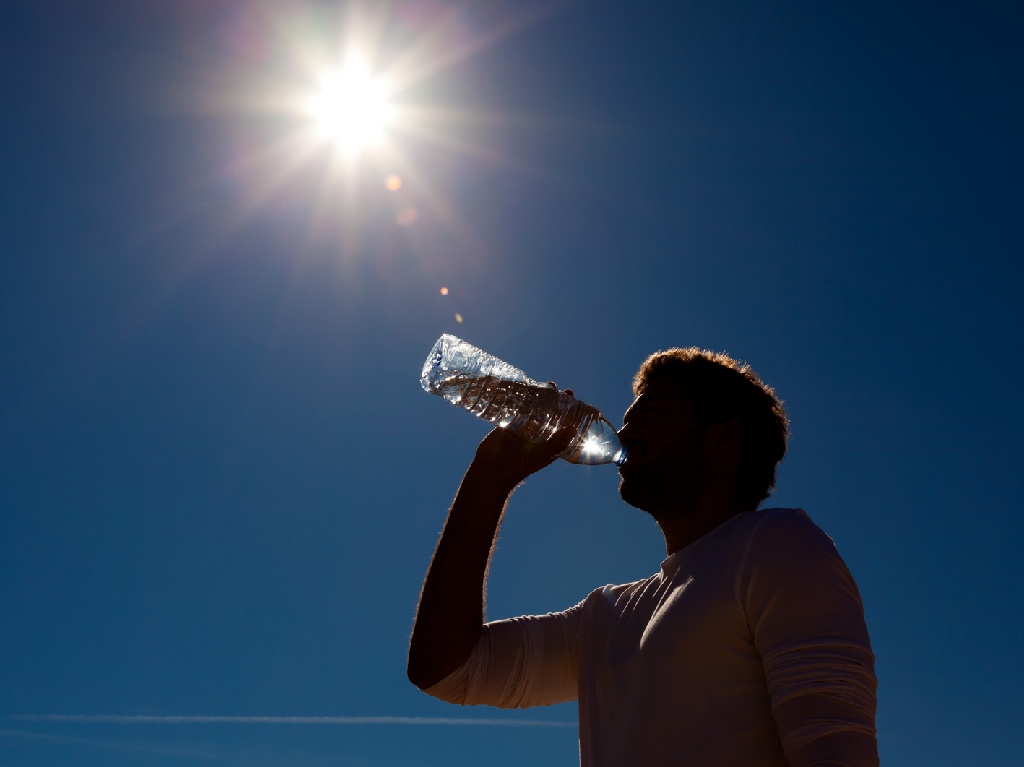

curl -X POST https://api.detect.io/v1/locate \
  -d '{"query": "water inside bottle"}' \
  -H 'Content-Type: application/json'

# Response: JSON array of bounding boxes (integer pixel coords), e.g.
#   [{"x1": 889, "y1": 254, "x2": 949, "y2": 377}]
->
[{"x1": 433, "y1": 373, "x2": 624, "y2": 465}]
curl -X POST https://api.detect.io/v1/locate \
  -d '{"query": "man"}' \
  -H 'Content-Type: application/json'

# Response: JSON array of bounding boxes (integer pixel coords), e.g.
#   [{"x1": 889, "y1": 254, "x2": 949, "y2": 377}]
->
[{"x1": 408, "y1": 347, "x2": 878, "y2": 766}]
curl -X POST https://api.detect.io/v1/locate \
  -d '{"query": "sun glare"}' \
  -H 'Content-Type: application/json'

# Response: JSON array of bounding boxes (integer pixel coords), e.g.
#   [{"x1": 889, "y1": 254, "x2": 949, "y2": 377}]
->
[
  {"x1": 309, "y1": 60, "x2": 391, "y2": 151},
  {"x1": 204, "y1": 4, "x2": 560, "y2": 266}
]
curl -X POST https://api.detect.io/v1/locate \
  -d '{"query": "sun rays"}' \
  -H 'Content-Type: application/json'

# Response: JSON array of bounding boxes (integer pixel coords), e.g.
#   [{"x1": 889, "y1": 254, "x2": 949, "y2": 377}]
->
[{"x1": 189, "y1": 4, "x2": 551, "y2": 252}]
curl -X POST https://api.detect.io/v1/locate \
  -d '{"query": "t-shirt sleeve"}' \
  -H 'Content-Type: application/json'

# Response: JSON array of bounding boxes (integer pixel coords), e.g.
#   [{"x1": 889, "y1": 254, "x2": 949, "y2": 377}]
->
[
  {"x1": 741, "y1": 509, "x2": 879, "y2": 766},
  {"x1": 423, "y1": 604, "x2": 582, "y2": 709}
]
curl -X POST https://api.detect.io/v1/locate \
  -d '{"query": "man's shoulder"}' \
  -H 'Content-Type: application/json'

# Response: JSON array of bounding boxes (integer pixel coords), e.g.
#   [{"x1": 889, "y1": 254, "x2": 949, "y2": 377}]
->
[
  {"x1": 735, "y1": 507, "x2": 834, "y2": 548},
  {"x1": 746, "y1": 506, "x2": 812, "y2": 527},
  {"x1": 747, "y1": 507, "x2": 833, "y2": 543},
  {"x1": 581, "y1": 573, "x2": 661, "y2": 613},
  {"x1": 741, "y1": 507, "x2": 848, "y2": 579}
]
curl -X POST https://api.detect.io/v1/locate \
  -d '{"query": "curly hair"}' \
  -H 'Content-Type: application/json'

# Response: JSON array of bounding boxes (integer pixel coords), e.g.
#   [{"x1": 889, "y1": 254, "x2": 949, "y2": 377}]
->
[{"x1": 633, "y1": 348, "x2": 789, "y2": 509}]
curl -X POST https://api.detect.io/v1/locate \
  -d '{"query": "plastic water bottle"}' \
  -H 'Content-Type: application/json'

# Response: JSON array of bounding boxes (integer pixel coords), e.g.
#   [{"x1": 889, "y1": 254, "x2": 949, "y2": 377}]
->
[{"x1": 420, "y1": 334, "x2": 626, "y2": 466}]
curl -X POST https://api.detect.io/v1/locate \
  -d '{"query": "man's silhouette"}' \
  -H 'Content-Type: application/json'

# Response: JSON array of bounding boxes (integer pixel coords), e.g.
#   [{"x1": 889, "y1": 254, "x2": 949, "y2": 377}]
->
[{"x1": 409, "y1": 347, "x2": 877, "y2": 766}]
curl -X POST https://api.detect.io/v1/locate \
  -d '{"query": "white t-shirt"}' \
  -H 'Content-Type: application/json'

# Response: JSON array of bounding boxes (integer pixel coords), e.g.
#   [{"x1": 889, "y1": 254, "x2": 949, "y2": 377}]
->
[{"x1": 426, "y1": 508, "x2": 878, "y2": 767}]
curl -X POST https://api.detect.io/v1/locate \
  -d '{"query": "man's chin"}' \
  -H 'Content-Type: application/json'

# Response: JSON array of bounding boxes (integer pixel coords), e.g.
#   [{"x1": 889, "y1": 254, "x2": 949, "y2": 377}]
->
[
  {"x1": 618, "y1": 477, "x2": 653, "y2": 513},
  {"x1": 618, "y1": 475, "x2": 691, "y2": 522}
]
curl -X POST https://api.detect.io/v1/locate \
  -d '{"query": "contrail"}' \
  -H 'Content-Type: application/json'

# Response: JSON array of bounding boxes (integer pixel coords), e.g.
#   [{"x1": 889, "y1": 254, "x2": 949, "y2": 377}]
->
[{"x1": 15, "y1": 714, "x2": 575, "y2": 728}]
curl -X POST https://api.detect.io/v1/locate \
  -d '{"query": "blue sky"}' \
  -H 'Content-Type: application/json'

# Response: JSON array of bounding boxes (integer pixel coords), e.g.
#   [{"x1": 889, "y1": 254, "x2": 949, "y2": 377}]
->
[{"x1": 1, "y1": 1, "x2": 1021, "y2": 765}]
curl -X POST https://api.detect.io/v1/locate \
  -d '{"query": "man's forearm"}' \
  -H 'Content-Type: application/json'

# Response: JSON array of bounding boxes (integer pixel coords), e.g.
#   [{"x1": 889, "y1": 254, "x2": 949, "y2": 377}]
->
[
  {"x1": 407, "y1": 426, "x2": 569, "y2": 691},
  {"x1": 406, "y1": 461, "x2": 517, "y2": 690}
]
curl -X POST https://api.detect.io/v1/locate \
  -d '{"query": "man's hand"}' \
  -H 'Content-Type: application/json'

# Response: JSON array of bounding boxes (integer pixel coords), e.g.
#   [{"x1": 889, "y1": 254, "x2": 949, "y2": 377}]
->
[
  {"x1": 471, "y1": 420, "x2": 575, "y2": 491},
  {"x1": 469, "y1": 383, "x2": 578, "y2": 489}
]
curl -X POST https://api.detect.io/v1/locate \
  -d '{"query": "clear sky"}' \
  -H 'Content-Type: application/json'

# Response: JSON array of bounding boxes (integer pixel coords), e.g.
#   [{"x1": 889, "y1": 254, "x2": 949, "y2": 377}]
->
[{"x1": 2, "y1": 1, "x2": 1021, "y2": 765}]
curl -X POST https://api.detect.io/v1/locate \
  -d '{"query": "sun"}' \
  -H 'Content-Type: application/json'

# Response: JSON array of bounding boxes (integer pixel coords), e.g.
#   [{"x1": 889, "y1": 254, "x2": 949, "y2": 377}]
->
[
  {"x1": 194, "y1": 3, "x2": 562, "y2": 262},
  {"x1": 308, "y1": 58, "x2": 392, "y2": 152}
]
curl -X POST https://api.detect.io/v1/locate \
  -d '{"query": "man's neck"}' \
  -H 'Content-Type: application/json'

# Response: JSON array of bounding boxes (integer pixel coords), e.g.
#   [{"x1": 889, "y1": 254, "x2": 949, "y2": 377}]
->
[{"x1": 656, "y1": 492, "x2": 747, "y2": 556}]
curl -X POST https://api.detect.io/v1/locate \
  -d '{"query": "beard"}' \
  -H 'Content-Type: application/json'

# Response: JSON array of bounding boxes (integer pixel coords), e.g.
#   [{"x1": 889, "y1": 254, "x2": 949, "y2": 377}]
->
[
  {"x1": 618, "y1": 467, "x2": 661, "y2": 513},
  {"x1": 618, "y1": 447, "x2": 711, "y2": 521}
]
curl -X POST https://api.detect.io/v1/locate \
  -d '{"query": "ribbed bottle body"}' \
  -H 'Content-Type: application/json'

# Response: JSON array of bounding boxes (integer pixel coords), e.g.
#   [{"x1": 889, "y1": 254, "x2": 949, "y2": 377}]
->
[{"x1": 421, "y1": 335, "x2": 624, "y2": 466}]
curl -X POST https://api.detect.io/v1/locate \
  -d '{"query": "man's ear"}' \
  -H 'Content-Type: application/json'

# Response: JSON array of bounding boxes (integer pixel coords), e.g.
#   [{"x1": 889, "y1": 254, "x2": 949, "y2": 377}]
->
[{"x1": 705, "y1": 417, "x2": 744, "y2": 463}]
